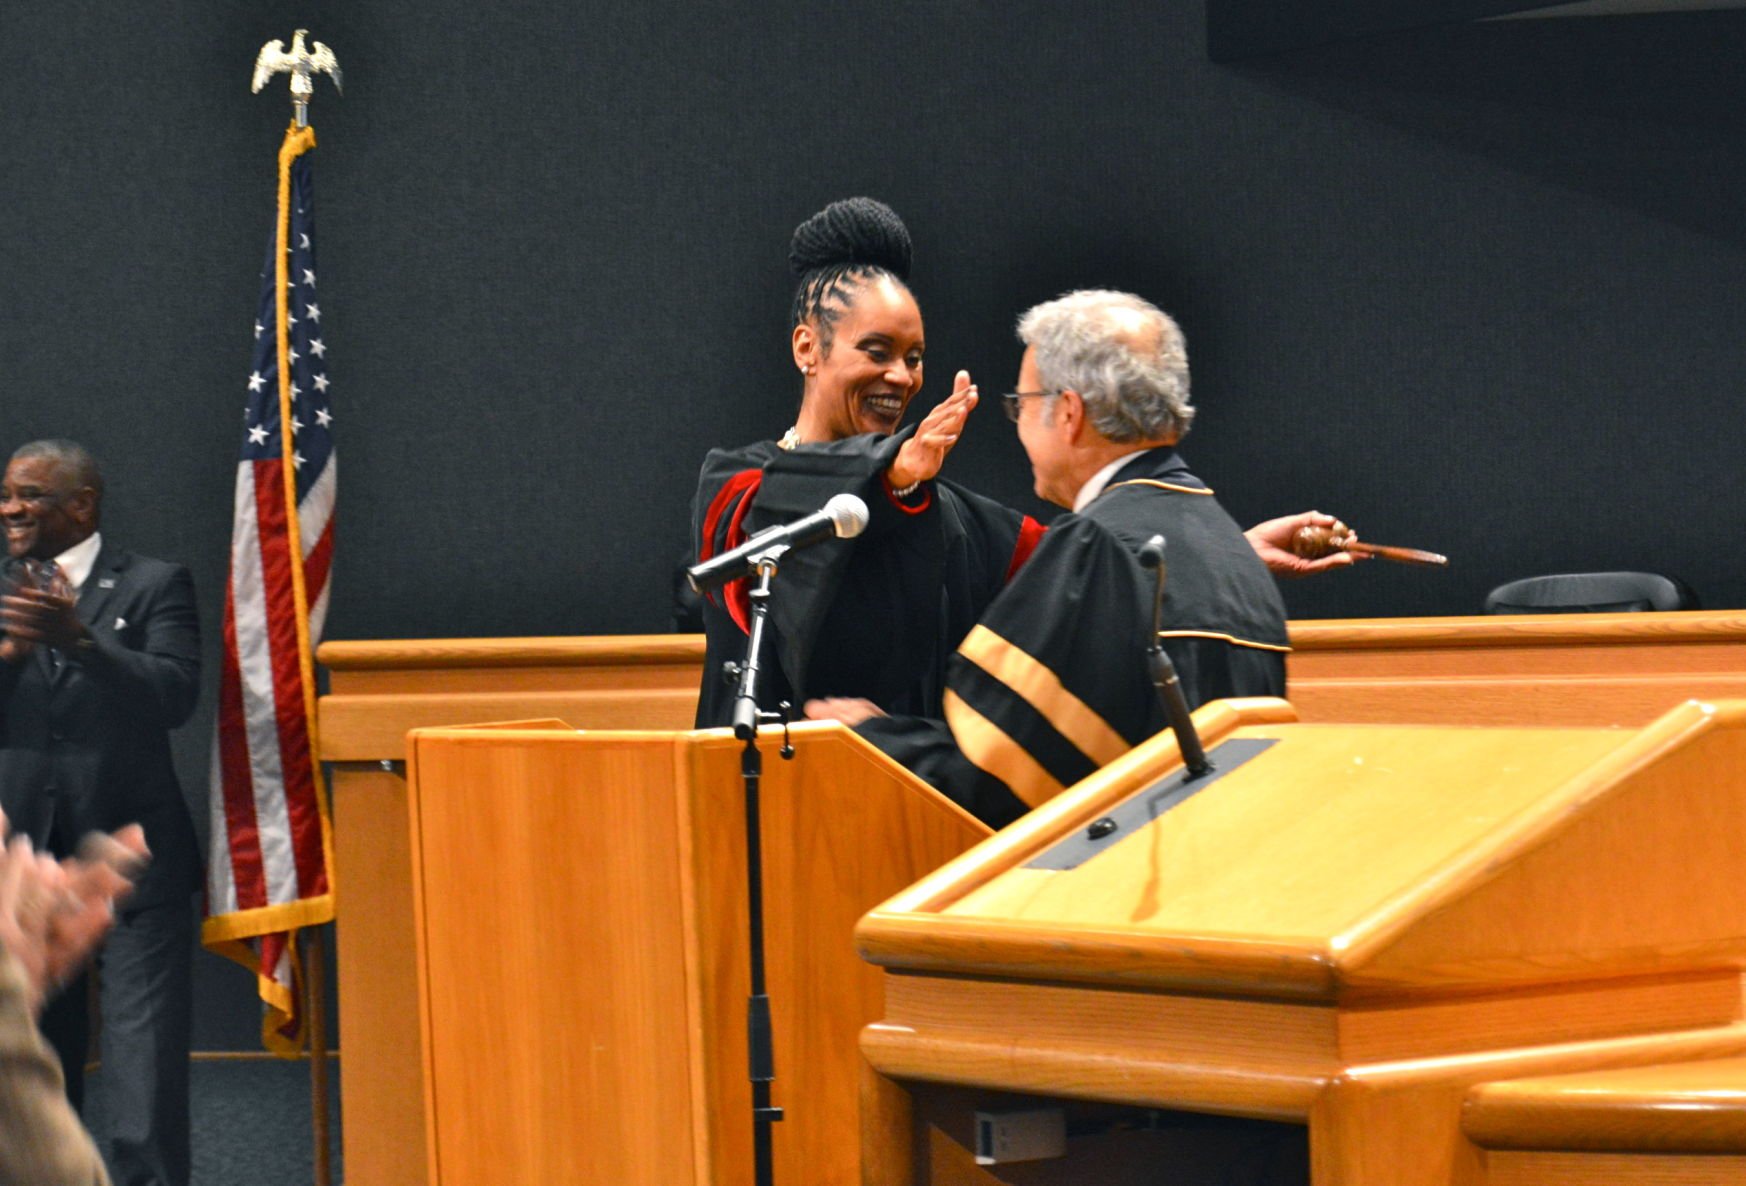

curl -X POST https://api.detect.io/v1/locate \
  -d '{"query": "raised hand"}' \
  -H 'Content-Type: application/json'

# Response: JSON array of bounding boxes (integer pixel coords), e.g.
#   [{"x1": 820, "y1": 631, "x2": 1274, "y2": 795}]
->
[{"x1": 888, "y1": 370, "x2": 978, "y2": 491}]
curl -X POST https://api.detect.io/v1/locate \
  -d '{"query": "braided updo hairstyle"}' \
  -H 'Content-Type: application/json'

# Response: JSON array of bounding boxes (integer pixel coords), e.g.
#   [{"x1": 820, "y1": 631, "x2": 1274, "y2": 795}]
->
[{"x1": 789, "y1": 197, "x2": 913, "y2": 350}]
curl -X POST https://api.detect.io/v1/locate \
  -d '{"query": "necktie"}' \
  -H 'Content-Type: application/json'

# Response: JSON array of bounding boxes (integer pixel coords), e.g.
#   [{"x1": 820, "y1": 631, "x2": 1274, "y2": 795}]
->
[{"x1": 36, "y1": 559, "x2": 70, "y2": 674}]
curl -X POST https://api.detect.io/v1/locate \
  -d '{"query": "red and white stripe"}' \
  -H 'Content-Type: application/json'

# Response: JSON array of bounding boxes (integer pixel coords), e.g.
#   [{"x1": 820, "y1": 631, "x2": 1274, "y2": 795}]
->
[{"x1": 206, "y1": 451, "x2": 335, "y2": 1017}]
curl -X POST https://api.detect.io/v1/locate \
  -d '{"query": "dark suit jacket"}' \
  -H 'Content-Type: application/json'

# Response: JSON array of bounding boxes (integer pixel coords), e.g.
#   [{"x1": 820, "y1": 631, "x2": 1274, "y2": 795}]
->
[{"x1": 0, "y1": 542, "x2": 201, "y2": 909}]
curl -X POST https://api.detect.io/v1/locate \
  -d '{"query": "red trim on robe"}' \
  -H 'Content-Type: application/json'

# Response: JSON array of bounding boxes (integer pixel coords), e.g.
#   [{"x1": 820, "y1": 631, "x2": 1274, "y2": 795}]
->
[
  {"x1": 699, "y1": 468, "x2": 763, "y2": 633},
  {"x1": 1004, "y1": 515, "x2": 1047, "y2": 582},
  {"x1": 881, "y1": 475, "x2": 933, "y2": 515}
]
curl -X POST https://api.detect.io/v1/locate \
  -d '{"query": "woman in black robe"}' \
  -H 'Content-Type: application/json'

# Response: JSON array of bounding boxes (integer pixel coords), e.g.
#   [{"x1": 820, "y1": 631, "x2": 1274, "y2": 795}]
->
[{"x1": 691, "y1": 198, "x2": 1045, "y2": 728}]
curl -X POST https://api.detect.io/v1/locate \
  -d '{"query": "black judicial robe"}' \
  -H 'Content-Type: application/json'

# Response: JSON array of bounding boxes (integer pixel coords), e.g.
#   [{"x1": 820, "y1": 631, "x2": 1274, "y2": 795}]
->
[
  {"x1": 691, "y1": 428, "x2": 1045, "y2": 728},
  {"x1": 857, "y1": 446, "x2": 1288, "y2": 827}
]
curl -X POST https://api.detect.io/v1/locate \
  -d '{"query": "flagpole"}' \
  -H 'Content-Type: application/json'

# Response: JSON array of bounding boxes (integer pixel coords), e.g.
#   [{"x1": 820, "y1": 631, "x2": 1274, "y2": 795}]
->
[
  {"x1": 251, "y1": 36, "x2": 343, "y2": 1186},
  {"x1": 272, "y1": 113, "x2": 335, "y2": 1186},
  {"x1": 304, "y1": 928, "x2": 332, "y2": 1186}
]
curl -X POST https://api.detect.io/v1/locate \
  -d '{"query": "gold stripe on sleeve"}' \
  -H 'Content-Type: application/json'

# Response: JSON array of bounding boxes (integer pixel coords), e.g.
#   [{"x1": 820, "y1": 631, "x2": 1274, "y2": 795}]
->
[
  {"x1": 944, "y1": 689, "x2": 1064, "y2": 809},
  {"x1": 957, "y1": 624, "x2": 1130, "y2": 766}
]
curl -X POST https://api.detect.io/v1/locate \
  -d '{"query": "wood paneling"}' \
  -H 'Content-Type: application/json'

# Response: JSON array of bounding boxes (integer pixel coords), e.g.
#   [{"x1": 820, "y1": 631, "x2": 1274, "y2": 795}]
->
[
  {"x1": 408, "y1": 727, "x2": 700, "y2": 1186},
  {"x1": 329, "y1": 764, "x2": 425, "y2": 1186},
  {"x1": 405, "y1": 723, "x2": 987, "y2": 1186},
  {"x1": 1288, "y1": 611, "x2": 1746, "y2": 727},
  {"x1": 318, "y1": 636, "x2": 704, "y2": 1186},
  {"x1": 319, "y1": 634, "x2": 705, "y2": 761}
]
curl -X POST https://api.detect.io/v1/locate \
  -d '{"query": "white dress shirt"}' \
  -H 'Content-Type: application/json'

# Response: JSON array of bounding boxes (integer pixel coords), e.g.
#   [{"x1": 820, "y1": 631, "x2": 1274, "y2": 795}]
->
[{"x1": 53, "y1": 531, "x2": 104, "y2": 594}]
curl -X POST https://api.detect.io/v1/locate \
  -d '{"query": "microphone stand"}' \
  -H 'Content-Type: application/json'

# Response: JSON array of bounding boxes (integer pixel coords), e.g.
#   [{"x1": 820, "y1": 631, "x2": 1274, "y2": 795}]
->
[
  {"x1": 1144, "y1": 540, "x2": 1211, "y2": 779},
  {"x1": 728, "y1": 550, "x2": 791, "y2": 1186}
]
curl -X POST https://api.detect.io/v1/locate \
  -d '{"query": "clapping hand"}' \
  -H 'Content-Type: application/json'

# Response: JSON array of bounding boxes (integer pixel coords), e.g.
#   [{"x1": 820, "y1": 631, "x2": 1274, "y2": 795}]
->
[
  {"x1": 0, "y1": 811, "x2": 148, "y2": 1014},
  {"x1": 0, "y1": 561, "x2": 82, "y2": 653}
]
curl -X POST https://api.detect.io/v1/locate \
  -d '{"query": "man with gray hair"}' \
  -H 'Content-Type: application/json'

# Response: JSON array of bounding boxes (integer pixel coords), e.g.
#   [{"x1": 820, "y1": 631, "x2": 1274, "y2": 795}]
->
[{"x1": 808, "y1": 290, "x2": 1287, "y2": 825}]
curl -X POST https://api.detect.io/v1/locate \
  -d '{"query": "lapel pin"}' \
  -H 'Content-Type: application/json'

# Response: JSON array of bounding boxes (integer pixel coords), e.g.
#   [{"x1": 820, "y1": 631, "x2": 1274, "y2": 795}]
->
[
  {"x1": 98, "y1": 578, "x2": 116, "y2": 589},
  {"x1": 114, "y1": 617, "x2": 128, "y2": 630}
]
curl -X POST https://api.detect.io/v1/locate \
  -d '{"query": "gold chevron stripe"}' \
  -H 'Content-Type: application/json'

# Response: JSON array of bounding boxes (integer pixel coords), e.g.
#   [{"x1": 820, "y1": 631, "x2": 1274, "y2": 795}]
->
[
  {"x1": 944, "y1": 689, "x2": 1064, "y2": 809},
  {"x1": 957, "y1": 624, "x2": 1129, "y2": 765}
]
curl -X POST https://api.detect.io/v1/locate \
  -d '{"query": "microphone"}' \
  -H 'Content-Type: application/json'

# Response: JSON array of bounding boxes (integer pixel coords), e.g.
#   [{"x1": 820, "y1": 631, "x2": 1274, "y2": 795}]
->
[
  {"x1": 688, "y1": 493, "x2": 869, "y2": 593},
  {"x1": 1138, "y1": 534, "x2": 1211, "y2": 779},
  {"x1": 1137, "y1": 535, "x2": 1166, "y2": 576}
]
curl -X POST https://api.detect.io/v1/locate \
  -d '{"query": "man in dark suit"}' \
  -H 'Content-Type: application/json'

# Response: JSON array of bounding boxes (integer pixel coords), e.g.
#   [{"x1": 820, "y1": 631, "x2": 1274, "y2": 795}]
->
[{"x1": 0, "y1": 439, "x2": 200, "y2": 1186}]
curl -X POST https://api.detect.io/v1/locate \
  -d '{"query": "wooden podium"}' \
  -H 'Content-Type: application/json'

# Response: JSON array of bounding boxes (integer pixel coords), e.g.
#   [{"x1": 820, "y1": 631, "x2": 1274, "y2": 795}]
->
[
  {"x1": 314, "y1": 612, "x2": 1746, "y2": 1184},
  {"x1": 856, "y1": 697, "x2": 1746, "y2": 1185},
  {"x1": 318, "y1": 636, "x2": 705, "y2": 1186},
  {"x1": 403, "y1": 720, "x2": 989, "y2": 1186}
]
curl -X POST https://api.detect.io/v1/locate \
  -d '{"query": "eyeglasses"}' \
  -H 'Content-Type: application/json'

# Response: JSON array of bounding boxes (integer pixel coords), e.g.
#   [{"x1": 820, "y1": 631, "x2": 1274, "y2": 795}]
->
[{"x1": 1000, "y1": 390, "x2": 1055, "y2": 423}]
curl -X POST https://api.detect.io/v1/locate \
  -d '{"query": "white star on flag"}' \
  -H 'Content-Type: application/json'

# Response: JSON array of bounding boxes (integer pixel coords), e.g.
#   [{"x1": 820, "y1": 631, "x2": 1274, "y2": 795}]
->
[
  {"x1": 309, "y1": 339, "x2": 326, "y2": 358},
  {"x1": 305, "y1": 303, "x2": 321, "y2": 324},
  {"x1": 248, "y1": 425, "x2": 269, "y2": 445},
  {"x1": 302, "y1": 269, "x2": 316, "y2": 287},
  {"x1": 315, "y1": 408, "x2": 332, "y2": 428},
  {"x1": 247, "y1": 372, "x2": 266, "y2": 393},
  {"x1": 291, "y1": 416, "x2": 304, "y2": 433},
  {"x1": 254, "y1": 321, "x2": 263, "y2": 340},
  {"x1": 287, "y1": 346, "x2": 300, "y2": 365},
  {"x1": 313, "y1": 374, "x2": 330, "y2": 393},
  {"x1": 292, "y1": 450, "x2": 306, "y2": 469}
]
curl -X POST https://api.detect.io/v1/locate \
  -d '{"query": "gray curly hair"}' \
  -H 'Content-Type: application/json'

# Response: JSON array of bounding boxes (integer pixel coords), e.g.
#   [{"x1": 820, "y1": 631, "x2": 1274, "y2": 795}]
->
[{"x1": 1015, "y1": 290, "x2": 1193, "y2": 442}]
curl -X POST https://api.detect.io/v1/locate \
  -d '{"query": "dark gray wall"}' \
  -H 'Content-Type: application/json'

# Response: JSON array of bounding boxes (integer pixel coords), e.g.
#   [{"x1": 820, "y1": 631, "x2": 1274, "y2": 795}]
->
[{"x1": 5, "y1": 2, "x2": 1743, "y2": 1049}]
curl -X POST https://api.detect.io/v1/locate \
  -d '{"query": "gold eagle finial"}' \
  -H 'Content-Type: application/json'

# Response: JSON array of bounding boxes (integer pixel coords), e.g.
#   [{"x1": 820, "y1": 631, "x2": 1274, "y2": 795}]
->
[{"x1": 252, "y1": 30, "x2": 342, "y2": 127}]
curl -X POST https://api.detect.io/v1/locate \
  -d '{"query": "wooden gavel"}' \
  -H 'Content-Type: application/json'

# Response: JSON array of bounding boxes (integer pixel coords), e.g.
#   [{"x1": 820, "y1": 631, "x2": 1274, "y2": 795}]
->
[{"x1": 1291, "y1": 523, "x2": 1448, "y2": 568}]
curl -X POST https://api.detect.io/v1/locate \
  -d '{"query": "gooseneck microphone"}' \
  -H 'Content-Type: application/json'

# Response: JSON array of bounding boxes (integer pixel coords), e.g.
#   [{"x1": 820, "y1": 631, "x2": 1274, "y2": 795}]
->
[
  {"x1": 687, "y1": 493, "x2": 869, "y2": 593},
  {"x1": 1138, "y1": 534, "x2": 1211, "y2": 779}
]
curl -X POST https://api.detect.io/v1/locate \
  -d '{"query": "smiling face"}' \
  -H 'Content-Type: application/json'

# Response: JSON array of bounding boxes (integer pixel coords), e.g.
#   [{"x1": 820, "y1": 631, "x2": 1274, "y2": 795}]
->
[
  {"x1": 1, "y1": 455, "x2": 96, "y2": 560},
  {"x1": 793, "y1": 275, "x2": 925, "y2": 441}
]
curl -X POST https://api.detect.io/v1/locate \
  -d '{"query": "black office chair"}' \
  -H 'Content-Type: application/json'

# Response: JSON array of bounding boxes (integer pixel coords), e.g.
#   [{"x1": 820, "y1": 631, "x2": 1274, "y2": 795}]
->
[{"x1": 1483, "y1": 572, "x2": 1699, "y2": 615}]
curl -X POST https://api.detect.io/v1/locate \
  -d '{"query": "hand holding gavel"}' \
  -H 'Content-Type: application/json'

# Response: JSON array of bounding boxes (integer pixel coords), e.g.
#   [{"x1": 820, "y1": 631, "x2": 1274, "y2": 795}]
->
[{"x1": 1291, "y1": 522, "x2": 1448, "y2": 568}]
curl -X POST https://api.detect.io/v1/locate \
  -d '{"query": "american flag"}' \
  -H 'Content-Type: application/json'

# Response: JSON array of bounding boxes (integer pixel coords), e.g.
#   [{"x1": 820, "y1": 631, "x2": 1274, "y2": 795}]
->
[{"x1": 202, "y1": 125, "x2": 337, "y2": 1053}]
